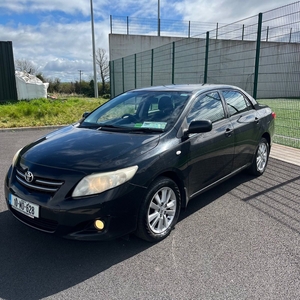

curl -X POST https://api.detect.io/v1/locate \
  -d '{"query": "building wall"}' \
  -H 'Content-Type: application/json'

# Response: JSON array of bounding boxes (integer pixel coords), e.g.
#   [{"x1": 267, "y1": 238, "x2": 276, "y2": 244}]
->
[{"x1": 109, "y1": 34, "x2": 183, "y2": 61}]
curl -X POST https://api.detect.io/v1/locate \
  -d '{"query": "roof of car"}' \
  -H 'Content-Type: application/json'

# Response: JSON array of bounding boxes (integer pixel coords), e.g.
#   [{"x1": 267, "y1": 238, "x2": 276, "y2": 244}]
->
[{"x1": 131, "y1": 84, "x2": 241, "y2": 93}]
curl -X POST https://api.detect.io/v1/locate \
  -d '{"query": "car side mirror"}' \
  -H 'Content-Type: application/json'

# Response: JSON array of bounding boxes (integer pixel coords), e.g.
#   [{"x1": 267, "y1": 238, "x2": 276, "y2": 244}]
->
[
  {"x1": 182, "y1": 120, "x2": 212, "y2": 140},
  {"x1": 188, "y1": 120, "x2": 212, "y2": 134},
  {"x1": 82, "y1": 112, "x2": 90, "y2": 119}
]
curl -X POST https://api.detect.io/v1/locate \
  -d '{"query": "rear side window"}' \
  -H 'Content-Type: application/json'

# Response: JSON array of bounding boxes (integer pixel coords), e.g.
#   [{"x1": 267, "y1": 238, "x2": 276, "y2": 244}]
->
[
  {"x1": 222, "y1": 90, "x2": 253, "y2": 116},
  {"x1": 187, "y1": 92, "x2": 225, "y2": 123}
]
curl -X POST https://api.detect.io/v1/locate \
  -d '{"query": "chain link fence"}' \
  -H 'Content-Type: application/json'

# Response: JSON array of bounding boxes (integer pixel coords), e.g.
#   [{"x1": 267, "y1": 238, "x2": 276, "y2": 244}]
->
[{"x1": 110, "y1": 2, "x2": 300, "y2": 148}]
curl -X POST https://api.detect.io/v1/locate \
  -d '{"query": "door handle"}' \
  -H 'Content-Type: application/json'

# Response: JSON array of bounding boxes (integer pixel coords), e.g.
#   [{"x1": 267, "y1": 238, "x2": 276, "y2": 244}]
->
[{"x1": 225, "y1": 128, "x2": 233, "y2": 137}]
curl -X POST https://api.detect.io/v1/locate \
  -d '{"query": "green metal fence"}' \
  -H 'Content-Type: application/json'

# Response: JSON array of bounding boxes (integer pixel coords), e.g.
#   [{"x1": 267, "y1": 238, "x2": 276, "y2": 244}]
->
[{"x1": 110, "y1": 2, "x2": 300, "y2": 148}]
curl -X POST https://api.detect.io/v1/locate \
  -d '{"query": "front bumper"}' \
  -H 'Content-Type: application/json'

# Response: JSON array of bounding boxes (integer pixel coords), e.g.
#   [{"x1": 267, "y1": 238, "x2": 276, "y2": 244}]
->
[{"x1": 5, "y1": 166, "x2": 145, "y2": 241}]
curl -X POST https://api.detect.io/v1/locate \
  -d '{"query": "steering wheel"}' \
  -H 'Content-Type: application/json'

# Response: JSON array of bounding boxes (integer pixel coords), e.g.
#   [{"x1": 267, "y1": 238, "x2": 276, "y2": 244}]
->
[{"x1": 121, "y1": 114, "x2": 137, "y2": 122}]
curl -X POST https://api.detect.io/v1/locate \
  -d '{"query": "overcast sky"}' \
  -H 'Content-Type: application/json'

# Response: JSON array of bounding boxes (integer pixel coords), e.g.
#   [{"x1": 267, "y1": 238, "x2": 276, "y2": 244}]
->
[{"x1": 0, "y1": 0, "x2": 290, "y2": 82}]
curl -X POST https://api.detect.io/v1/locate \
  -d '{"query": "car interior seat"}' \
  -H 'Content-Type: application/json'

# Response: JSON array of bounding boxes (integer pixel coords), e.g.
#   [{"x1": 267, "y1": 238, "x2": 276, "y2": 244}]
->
[{"x1": 158, "y1": 96, "x2": 173, "y2": 115}]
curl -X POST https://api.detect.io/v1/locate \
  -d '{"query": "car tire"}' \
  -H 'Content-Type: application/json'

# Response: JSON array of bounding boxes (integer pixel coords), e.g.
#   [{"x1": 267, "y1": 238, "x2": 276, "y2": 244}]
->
[
  {"x1": 135, "y1": 176, "x2": 181, "y2": 242},
  {"x1": 249, "y1": 137, "x2": 269, "y2": 176}
]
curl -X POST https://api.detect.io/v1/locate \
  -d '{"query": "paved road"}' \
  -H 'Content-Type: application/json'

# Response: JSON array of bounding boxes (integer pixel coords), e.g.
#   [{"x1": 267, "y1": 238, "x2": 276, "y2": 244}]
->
[{"x1": 1, "y1": 128, "x2": 300, "y2": 300}]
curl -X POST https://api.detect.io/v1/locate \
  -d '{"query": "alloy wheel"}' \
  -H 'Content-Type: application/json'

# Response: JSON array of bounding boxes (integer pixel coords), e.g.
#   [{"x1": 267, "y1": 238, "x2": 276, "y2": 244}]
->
[
  {"x1": 256, "y1": 142, "x2": 268, "y2": 172},
  {"x1": 147, "y1": 187, "x2": 177, "y2": 234}
]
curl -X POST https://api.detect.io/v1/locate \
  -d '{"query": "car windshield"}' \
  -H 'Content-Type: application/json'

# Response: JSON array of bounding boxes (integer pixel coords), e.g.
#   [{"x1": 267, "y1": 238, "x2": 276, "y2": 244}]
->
[{"x1": 80, "y1": 90, "x2": 192, "y2": 132}]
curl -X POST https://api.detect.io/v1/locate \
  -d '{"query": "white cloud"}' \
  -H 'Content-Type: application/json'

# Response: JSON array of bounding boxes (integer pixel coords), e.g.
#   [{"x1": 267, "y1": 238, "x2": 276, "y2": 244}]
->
[
  {"x1": 172, "y1": 0, "x2": 290, "y2": 23},
  {"x1": 0, "y1": 0, "x2": 91, "y2": 15},
  {"x1": 0, "y1": 0, "x2": 293, "y2": 81},
  {"x1": 43, "y1": 58, "x2": 93, "y2": 82},
  {"x1": 0, "y1": 17, "x2": 110, "y2": 81},
  {"x1": 44, "y1": 58, "x2": 88, "y2": 72}
]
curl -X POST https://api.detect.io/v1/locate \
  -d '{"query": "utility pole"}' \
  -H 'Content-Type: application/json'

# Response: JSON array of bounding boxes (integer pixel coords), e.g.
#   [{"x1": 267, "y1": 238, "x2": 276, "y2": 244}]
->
[{"x1": 90, "y1": 0, "x2": 98, "y2": 98}]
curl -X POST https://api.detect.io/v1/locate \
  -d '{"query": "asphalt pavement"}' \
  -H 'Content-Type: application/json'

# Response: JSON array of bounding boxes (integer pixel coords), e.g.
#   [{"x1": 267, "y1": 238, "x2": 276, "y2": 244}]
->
[{"x1": 0, "y1": 128, "x2": 300, "y2": 300}]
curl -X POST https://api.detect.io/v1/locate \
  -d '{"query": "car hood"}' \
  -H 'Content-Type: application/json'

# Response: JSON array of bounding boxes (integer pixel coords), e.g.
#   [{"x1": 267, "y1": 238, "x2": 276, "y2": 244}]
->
[{"x1": 20, "y1": 125, "x2": 159, "y2": 173}]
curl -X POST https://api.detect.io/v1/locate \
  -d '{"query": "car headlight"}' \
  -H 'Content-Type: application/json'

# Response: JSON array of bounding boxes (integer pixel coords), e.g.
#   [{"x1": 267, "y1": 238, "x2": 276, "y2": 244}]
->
[
  {"x1": 12, "y1": 148, "x2": 23, "y2": 166},
  {"x1": 72, "y1": 165, "x2": 138, "y2": 197}
]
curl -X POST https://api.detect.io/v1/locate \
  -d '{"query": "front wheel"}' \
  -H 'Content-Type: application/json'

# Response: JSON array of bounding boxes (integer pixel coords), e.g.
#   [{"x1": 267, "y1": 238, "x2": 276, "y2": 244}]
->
[
  {"x1": 249, "y1": 137, "x2": 269, "y2": 176},
  {"x1": 135, "y1": 177, "x2": 181, "y2": 242}
]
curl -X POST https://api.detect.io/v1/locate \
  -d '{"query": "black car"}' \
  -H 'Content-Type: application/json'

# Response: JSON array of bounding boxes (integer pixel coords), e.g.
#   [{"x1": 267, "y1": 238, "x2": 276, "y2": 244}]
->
[{"x1": 4, "y1": 84, "x2": 275, "y2": 242}]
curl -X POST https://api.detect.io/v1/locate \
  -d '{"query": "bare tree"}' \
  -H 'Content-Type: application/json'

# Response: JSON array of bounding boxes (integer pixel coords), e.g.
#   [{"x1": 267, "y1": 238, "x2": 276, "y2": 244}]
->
[
  {"x1": 95, "y1": 48, "x2": 109, "y2": 95},
  {"x1": 15, "y1": 59, "x2": 38, "y2": 74}
]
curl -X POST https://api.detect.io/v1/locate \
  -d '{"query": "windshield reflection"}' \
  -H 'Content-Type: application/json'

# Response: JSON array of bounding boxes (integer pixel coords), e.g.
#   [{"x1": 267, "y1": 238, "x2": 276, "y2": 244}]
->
[{"x1": 80, "y1": 91, "x2": 192, "y2": 132}]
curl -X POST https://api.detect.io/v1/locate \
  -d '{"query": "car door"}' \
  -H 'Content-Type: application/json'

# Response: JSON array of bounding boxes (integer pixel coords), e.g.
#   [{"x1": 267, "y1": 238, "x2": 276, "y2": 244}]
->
[
  {"x1": 186, "y1": 91, "x2": 234, "y2": 198},
  {"x1": 221, "y1": 89, "x2": 260, "y2": 170}
]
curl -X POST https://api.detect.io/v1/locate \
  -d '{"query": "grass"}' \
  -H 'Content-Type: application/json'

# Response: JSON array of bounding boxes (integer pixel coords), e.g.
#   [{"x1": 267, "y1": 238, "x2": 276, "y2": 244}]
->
[
  {"x1": 0, "y1": 97, "x2": 107, "y2": 128},
  {"x1": 257, "y1": 98, "x2": 300, "y2": 149},
  {"x1": 0, "y1": 96, "x2": 299, "y2": 149}
]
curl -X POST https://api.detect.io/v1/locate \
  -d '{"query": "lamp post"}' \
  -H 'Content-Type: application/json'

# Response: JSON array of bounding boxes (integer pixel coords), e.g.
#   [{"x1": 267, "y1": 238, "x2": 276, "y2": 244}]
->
[{"x1": 90, "y1": 0, "x2": 98, "y2": 98}]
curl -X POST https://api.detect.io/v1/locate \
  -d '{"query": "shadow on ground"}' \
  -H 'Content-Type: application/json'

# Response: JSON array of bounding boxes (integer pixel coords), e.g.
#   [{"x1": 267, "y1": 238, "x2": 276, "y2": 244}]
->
[{"x1": 0, "y1": 159, "x2": 299, "y2": 299}]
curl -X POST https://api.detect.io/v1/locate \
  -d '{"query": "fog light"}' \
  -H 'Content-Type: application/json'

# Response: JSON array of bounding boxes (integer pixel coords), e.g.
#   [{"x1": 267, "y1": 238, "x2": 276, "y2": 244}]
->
[{"x1": 94, "y1": 220, "x2": 105, "y2": 230}]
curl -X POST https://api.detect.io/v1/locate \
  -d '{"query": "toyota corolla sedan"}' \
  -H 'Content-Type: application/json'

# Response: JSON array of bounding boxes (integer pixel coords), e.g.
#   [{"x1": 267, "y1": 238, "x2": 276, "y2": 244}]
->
[{"x1": 4, "y1": 84, "x2": 275, "y2": 242}]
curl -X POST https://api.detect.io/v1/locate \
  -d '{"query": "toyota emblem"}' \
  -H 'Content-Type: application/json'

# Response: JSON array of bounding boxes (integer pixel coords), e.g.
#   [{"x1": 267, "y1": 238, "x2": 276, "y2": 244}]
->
[{"x1": 25, "y1": 171, "x2": 34, "y2": 183}]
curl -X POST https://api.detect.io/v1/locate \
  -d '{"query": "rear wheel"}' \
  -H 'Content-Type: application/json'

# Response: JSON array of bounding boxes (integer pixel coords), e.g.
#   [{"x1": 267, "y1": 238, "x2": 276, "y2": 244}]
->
[
  {"x1": 135, "y1": 177, "x2": 181, "y2": 242},
  {"x1": 249, "y1": 137, "x2": 269, "y2": 176}
]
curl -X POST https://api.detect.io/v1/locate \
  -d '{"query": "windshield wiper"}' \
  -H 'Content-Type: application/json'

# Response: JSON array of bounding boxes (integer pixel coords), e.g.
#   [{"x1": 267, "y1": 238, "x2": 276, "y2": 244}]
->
[
  {"x1": 97, "y1": 124, "x2": 125, "y2": 131},
  {"x1": 95, "y1": 124, "x2": 163, "y2": 133},
  {"x1": 128, "y1": 127, "x2": 163, "y2": 133}
]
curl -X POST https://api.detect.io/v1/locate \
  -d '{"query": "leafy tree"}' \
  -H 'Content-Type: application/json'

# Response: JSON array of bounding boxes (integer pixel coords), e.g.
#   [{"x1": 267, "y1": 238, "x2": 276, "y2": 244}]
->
[
  {"x1": 36, "y1": 72, "x2": 46, "y2": 82},
  {"x1": 53, "y1": 78, "x2": 61, "y2": 92},
  {"x1": 60, "y1": 82, "x2": 76, "y2": 94},
  {"x1": 47, "y1": 78, "x2": 61, "y2": 93},
  {"x1": 80, "y1": 80, "x2": 93, "y2": 97}
]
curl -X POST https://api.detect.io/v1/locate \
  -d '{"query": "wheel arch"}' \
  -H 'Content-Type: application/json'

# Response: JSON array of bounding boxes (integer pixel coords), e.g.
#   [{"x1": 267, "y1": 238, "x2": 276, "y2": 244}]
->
[
  {"x1": 154, "y1": 171, "x2": 188, "y2": 209},
  {"x1": 135, "y1": 171, "x2": 184, "y2": 242},
  {"x1": 261, "y1": 132, "x2": 271, "y2": 150},
  {"x1": 250, "y1": 133, "x2": 271, "y2": 165}
]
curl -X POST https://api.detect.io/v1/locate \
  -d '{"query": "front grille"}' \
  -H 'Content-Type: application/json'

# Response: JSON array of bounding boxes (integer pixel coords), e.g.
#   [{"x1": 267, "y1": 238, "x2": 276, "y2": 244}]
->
[
  {"x1": 16, "y1": 169, "x2": 64, "y2": 194},
  {"x1": 11, "y1": 209, "x2": 58, "y2": 232}
]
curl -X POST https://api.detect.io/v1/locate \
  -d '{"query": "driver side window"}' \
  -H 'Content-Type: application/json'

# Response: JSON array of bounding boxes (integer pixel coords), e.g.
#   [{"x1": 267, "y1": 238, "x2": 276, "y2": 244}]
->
[{"x1": 187, "y1": 92, "x2": 225, "y2": 124}]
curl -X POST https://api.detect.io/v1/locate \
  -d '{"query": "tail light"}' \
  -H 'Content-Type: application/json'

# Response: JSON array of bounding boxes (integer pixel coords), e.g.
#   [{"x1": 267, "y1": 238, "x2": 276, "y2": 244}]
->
[{"x1": 271, "y1": 112, "x2": 276, "y2": 119}]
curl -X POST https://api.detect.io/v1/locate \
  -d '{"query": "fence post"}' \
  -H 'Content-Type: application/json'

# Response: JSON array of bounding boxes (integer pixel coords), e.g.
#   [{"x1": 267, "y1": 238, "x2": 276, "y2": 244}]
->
[
  {"x1": 109, "y1": 61, "x2": 112, "y2": 97},
  {"x1": 122, "y1": 58, "x2": 125, "y2": 93},
  {"x1": 188, "y1": 21, "x2": 191, "y2": 38},
  {"x1": 253, "y1": 13, "x2": 263, "y2": 99},
  {"x1": 127, "y1": 16, "x2": 129, "y2": 35},
  {"x1": 151, "y1": 49, "x2": 154, "y2": 86},
  {"x1": 134, "y1": 54, "x2": 137, "y2": 88},
  {"x1": 172, "y1": 42, "x2": 175, "y2": 84},
  {"x1": 111, "y1": 61, "x2": 115, "y2": 98},
  {"x1": 158, "y1": 19, "x2": 161, "y2": 36},
  {"x1": 110, "y1": 15, "x2": 112, "y2": 34},
  {"x1": 242, "y1": 24, "x2": 244, "y2": 40},
  {"x1": 204, "y1": 31, "x2": 209, "y2": 84}
]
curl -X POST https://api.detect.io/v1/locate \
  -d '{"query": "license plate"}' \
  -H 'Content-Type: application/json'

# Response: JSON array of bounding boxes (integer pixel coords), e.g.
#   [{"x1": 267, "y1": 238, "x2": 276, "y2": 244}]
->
[{"x1": 9, "y1": 194, "x2": 39, "y2": 218}]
